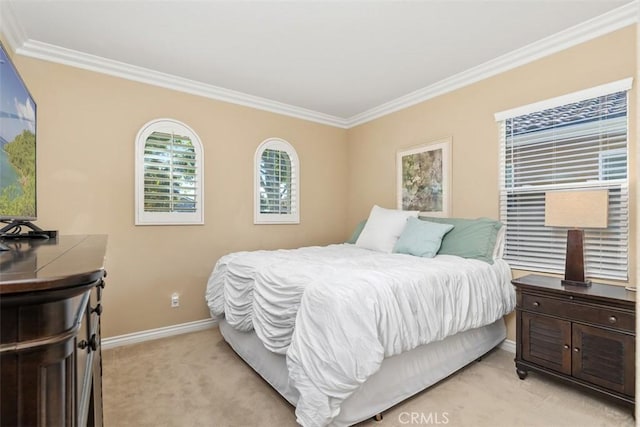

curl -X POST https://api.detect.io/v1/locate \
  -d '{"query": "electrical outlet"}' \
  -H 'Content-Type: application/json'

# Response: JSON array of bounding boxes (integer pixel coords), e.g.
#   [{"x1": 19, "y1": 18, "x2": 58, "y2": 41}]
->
[{"x1": 171, "y1": 292, "x2": 180, "y2": 308}]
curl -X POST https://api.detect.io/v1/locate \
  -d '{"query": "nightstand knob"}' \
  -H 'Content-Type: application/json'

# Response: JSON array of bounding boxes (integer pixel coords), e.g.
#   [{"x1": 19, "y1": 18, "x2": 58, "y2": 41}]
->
[
  {"x1": 574, "y1": 347, "x2": 580, "y2": 353},
  {"x1": 532, "y1": 301, "x2": 540, "y2": 307},
  {"x1": 608, "y1": 316, "x2": 617, "y2": 324},
  {"x1": 563, "y1": 344, "x2": 570, "y2": 350}
]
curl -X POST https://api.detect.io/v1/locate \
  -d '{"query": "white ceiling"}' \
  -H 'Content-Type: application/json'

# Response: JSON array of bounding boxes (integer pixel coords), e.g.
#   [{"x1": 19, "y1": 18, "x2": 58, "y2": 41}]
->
[{"x1": 1, "y1": 0, "x2": 636, "y2": 127}]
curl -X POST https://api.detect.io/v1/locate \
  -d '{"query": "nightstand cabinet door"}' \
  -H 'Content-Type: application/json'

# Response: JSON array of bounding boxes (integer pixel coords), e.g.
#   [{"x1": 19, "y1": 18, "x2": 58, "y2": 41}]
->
[
  {"x1": 522, "y1": 312, "x2": 571, "y2": 375},
  {"x1": 572, "y1": 323, "x2": 635, "y2": 395},
  {"x1": 513, "y1": 274, "x2": 635, "y2": 412}
]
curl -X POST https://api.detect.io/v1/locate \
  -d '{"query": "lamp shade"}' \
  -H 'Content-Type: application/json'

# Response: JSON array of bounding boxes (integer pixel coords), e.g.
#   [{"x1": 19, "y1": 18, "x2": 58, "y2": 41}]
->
[{"x1": 545, "y1": 190, "x2": 608, "y2": 229}]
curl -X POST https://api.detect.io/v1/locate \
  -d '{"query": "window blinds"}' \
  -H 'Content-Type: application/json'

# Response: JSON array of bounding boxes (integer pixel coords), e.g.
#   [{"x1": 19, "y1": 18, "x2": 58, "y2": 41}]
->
[
  {"x1": 260, "y1": 148, "x2": 296, "y2": 215},
  {"x1": 143, "y1": 131, "x2": 198, "y2": 213},
  {"x1": 498, "y1": 86, "x2": 629, "y2": 281},
  {"x1": 254, "y1": 138, "x2": 299, "y2": 225}
]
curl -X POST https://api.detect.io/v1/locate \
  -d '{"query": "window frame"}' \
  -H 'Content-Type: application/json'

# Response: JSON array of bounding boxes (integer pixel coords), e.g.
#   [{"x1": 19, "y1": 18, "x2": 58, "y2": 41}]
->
[
  {"x1": 135, "y1": 118, "x2": 204, "y2": 225},
  {"x1": 254, "y1": 137, "x2": 300, "y2": 225},
  {"x1": 495, "y1": 78, "x2": 632, "y2": 281}
]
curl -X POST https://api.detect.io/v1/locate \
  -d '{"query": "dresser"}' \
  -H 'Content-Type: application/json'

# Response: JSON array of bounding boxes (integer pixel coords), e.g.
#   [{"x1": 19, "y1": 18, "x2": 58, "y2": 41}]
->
[
  {"x1": 513, "y1": 274, "x2": 635, "y2": 410},
  {"x1": 0, "y1": 235, "x2": 107, "y2": 426}
]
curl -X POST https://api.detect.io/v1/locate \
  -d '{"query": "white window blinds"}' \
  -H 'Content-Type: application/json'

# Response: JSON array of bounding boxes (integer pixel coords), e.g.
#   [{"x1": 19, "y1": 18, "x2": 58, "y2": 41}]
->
[
  {"x1": 144, "y1": 131, "x2": 198, "y2": 213},
  {"x1": 497, "y1": 80, "x2": 631, "y2": 281},
  {"x1": 254, "y1": 138, "x2": 299, "y2": 224},
  {"x1": 135, "y1": 119, "x2": 204, "y2": 225},
  {"x1": 260, "y1": 149, "x2": 293, "y2": 214}
]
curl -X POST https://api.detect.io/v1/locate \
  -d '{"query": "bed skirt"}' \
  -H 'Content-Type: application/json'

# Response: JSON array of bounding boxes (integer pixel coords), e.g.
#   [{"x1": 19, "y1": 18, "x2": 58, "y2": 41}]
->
[{"x1": 218, "y1": 318, "x2": 506, "y2": 426}]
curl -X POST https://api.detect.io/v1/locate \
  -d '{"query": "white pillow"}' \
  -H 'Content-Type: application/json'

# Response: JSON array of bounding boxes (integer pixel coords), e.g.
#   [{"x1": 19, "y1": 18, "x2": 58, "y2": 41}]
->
[
  {"x1": 355, "y1": 205, "x2": 419, "y2": 253},
  {"x1": 493, "y1": 225, "x2": 507, "y2": 260}
]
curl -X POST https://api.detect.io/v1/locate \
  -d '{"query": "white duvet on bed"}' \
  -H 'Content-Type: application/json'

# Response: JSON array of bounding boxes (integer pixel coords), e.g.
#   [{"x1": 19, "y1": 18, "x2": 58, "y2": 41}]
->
[
  {"x1": 207, "y1": 244, "x2": 386, "y2": 352},
  {"x1": 205, "y1": 244, "x2": 515, "y2": 426}
]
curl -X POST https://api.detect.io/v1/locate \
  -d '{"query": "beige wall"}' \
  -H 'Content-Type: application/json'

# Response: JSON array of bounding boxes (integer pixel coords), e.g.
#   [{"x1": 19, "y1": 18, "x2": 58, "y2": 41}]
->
[
  {"x1": 4, "y1": 25, "x2": 636, "y2": 341},
  {"x1": 347, "y1": 26, "x2": 637, "y2": 340},
  {"x1": 9, "y1": 54, "x2": 349, "y2": 338}
]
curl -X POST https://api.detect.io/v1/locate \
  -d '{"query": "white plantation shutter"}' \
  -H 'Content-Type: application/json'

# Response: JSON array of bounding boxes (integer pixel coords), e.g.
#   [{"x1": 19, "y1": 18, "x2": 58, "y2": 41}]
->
[
  {"x1": 135, "y1": 119, "x2": 204, "y2": 225},
  {"x1": 497, "y1": 79, "x2": 631, "y2": 281},
  {"x1": 254, "y1": 138, "x2": 299, "y2": 224},
  {"x1": 143, "y1": 132, "x2": 197, "y2": 212}
]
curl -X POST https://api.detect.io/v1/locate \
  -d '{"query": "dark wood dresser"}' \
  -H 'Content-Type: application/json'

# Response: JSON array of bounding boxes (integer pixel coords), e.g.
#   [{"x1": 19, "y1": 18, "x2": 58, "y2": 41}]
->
[
  {"x1": 0, "y1": 235, "x2": 107, "y2": 426},
  {"x1": 513, "y1": 274, "x2": 635, "y2": 411}
]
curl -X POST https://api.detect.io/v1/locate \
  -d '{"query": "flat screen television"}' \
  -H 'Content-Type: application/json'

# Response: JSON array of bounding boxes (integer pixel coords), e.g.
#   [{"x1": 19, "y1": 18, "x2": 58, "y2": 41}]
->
[{"x1": 0, "y1": 41, "x2": 39, "y2": 237}]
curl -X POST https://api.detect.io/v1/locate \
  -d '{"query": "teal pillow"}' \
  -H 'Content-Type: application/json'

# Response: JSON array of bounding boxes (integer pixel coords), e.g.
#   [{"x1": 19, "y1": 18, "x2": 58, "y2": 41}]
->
[
  {"x1": 346, "y1": 220, "x2": 367, "y2": 244},
  {"x1": 393, "y1": 217, "x2": 454, "y2": 258},
  {"x1": 421, "y1": 217, "x2": 502, "y2": 264}
]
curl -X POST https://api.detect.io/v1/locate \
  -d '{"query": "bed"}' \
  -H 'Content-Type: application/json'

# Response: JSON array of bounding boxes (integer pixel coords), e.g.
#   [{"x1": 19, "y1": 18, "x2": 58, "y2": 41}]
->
[{"x1": 206, "y1": 208, "x2": 516, "y2": 426}]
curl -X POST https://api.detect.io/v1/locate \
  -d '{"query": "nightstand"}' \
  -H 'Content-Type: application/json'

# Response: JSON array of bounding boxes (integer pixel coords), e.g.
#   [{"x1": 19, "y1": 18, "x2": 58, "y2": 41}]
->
[{"x1": 513, "y1": 274, "x2": 635, "y2": 410}]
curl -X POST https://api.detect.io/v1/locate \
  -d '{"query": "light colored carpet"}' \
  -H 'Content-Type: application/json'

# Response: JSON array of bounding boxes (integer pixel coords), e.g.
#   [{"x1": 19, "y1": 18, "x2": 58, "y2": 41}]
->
[{"x1": 103, "y1": 327, "x2": 634, "y2": 427}]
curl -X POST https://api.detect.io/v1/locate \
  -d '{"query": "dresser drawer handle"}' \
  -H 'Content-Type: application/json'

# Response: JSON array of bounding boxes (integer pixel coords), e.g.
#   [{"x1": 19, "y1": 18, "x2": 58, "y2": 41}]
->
[
  {"x1": 574, "y1": 347, "x2": 580, "y2": 353},
  {"x1": 88, "y1": 334, "x2": 98, "y2": 352},
  {"x1": 92, "y1": 303, "x2": 103, "y2": 316},
  {"x1": 532, "y1": 301, "x2": 540, "y2": 307},
  {"x1": 563, "y1": 344, "x2": 570, "y2": 350},
  {"x1": 608, "y1": 316, "x2": 617, "y2": 324}
]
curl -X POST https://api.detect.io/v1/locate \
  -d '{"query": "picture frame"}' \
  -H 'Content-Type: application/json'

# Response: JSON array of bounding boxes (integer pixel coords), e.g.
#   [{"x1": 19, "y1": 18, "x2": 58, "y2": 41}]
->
[{"x1": 396, "y1": 138, "x2": 451, "y2": 217}]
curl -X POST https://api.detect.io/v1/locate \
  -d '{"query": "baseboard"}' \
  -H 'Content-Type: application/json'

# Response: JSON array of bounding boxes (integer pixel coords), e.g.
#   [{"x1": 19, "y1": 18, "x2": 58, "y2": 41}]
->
[
  {"x1": 499, "y1": 338, "x2": 516, "y2": 354},
  {"x1": 102, "y1": 318, "x2": 217, "y2": 350}
]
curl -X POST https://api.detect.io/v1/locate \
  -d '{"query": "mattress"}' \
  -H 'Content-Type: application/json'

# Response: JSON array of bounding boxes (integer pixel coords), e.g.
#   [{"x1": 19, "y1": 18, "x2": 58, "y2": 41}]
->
[{"x1": 219, "y1": 317, "x2": 506, "y2": 426}]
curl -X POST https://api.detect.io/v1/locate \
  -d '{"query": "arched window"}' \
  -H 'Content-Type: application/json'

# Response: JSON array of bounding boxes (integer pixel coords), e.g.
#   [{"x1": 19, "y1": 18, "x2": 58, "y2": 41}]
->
[
  {"x1": 135, "y1": 119, "x2": 204, "y2": 225},
  {"x1": 254, "y1": 138, "x2": 299, "y2": 224}
]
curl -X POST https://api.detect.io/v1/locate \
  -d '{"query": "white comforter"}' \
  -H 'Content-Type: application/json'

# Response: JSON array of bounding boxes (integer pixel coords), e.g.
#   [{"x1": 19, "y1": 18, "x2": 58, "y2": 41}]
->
[{"x1": 206, "y1": 244, "x2": 515, "y2": 426}]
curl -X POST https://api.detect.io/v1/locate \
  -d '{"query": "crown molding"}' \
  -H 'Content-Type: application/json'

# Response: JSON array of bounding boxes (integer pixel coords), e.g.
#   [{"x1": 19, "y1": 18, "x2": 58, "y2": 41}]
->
[
  {"x1": 2, "y1": 1, "x2": 638, "y2": 130},
  {"x1": 0, "y1": 3, "x2": 346, "y2": 128},
  {"x1": 346, "y1": 0, "x2": 640, "y2": 128},
  {"x1": 15, "y1": 39, "x2": 349, "y2": 128}
]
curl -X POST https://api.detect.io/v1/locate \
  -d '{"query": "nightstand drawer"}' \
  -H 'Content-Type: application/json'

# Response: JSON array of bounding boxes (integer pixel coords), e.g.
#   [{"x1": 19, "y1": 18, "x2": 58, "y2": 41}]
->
[{"x1": 521, "y1": 294, "x2": 634, "y2": 332}]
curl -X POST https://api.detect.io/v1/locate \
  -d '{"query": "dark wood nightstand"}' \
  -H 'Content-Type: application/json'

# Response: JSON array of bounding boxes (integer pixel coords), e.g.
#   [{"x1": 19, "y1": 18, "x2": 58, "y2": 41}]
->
[{"x1": 513, "y1": 274, "x2": 635, "y2": 411}]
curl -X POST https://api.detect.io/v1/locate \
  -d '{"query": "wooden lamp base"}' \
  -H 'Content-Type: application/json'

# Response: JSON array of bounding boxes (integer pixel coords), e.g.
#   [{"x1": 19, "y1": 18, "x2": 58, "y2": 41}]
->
[{"x1": 562, "y1": 229, "x2": 591, "y2": 287}]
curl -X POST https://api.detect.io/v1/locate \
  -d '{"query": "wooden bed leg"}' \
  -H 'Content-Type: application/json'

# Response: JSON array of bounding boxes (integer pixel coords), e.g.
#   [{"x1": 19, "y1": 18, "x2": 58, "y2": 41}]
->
[{"x1": 374, "y1": 413, "x2": 383, "y2": 422}]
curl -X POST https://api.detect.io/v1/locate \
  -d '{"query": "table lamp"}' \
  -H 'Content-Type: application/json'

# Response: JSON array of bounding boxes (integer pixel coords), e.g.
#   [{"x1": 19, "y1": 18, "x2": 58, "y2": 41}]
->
[{"x1": 544, "y1": 189, "x2": 609, "y2": 287}]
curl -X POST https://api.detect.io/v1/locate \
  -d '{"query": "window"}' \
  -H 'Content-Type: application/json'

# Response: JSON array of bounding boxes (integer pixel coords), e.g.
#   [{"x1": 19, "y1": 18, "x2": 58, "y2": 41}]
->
[
  {"x1": 496, "y1": 78, "x2": 631, "y2": 281},
  {"x1": 135, "y1": 119, "x2": 204, "y2": 225},
  {"x1": 254, "y1": 138, "x2": 299, "y2": 224}
]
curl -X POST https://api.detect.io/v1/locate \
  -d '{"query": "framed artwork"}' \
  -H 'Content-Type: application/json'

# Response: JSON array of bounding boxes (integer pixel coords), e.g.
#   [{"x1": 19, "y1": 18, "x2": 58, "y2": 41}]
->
[{"x1": 396, "y1": 138, "x2": 451, "y2": 217}]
